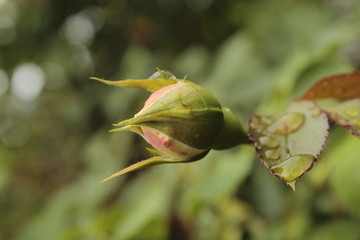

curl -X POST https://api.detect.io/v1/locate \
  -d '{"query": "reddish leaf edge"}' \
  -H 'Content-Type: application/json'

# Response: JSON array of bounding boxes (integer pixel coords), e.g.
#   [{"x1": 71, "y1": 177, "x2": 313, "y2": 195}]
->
[{"x1": 297, "y1": 71, "x2": 360, "y2": 101}]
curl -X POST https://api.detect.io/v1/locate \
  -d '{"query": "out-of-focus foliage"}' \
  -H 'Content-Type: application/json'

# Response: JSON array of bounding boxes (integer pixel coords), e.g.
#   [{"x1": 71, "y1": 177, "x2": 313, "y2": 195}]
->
[{"x1": 1, "y1": 0, "x2": 360, "y2": 239}]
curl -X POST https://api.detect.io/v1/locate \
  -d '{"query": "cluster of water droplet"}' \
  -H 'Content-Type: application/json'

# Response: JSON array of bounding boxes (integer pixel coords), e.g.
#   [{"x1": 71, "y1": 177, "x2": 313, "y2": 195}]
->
[
  {"x1": 338, "y1": 107, "x2": 360, "y2": 129},
  {"x1": 322, "y1": 100, "x2": 360, "y2": 135},
  {"x1": 249, "y1": 101, "x2": 331, "y2": 189},
  {"x1": 250, "y1": 111, "x2": 306, "y2": 164}
]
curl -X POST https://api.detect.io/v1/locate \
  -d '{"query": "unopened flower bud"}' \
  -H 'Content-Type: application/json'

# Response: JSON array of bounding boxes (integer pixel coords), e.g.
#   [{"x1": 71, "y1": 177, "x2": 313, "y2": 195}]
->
[
  {"x1": 115, "y1": 82, "x2": 223, "y2": 159},
  {"x1": 91, "y1": 70, "x2": 248, "y2": 182}
]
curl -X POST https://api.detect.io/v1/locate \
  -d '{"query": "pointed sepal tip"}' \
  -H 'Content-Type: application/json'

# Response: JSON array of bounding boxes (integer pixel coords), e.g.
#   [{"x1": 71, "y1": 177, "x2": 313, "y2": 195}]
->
[{"x1": 98, "y1": 156, "x2": 177, "y2": 183}]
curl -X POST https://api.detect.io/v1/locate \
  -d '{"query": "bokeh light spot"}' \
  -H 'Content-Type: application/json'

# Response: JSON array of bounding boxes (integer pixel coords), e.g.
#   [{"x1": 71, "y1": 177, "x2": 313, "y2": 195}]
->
[
  {"x1": 63, "y1": 12, "x2": 95, "y2": 45},
  {"x1": 11, "y1": 63, "x2": 45, "y2": 101}
]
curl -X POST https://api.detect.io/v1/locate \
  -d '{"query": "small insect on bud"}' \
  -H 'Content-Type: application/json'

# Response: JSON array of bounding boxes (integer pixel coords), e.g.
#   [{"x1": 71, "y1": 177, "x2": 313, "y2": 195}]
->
[{"x1": 91, "y1": 69, "x2": 248, "y2": 182}]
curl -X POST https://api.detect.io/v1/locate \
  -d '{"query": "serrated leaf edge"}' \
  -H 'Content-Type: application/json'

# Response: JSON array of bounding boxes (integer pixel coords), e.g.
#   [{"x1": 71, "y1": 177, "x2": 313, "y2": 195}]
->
[{"x1": 247, "y1": 101, "x2": 330, "y2": 183}]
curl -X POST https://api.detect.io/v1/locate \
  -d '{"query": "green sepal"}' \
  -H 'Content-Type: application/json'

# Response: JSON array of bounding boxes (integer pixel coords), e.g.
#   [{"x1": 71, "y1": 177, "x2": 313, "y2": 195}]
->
[
  {"x1": 146, "y1": 147, "x2": 162, "y2": 156},
  {"x1": 113, "y1": 108, "x2": 223, "y2": 150},
  {"x1": 99, "y1": 156, "x2": 179, "y2": 183},
  {"x1": 109, "y1": 124, "x2": 143, "y2": 135},
  {"x1": 90, "y1": 77, "x2": 181, "y2": 92}
]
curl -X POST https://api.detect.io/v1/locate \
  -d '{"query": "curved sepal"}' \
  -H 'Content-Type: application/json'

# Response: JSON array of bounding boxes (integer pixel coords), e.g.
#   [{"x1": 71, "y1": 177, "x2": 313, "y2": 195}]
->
[
  {"x1": 99, "y1": 156, "x2": 181, "y2": 183},
  {"x1": 91, "y1": 69, "x2": 186, "y2": 92},
  {"x1": 90, "y1": 77, "x2": 180, "y2": 92}
]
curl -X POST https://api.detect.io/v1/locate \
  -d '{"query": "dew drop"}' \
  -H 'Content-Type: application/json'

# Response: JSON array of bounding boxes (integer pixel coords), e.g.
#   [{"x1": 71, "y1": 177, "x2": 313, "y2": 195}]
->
[
  {"x1": 337, "y1": 118, "x2": 348, "y2": 126},
  {"x1": 354, "y1": 119, "x2": 360, "y2": 127},
  {"x1": 148, "y1": 70, "x2": 176, "y2": 79},
  {"x1": 308, "y1": 101, "x2": 316, "y2": 110},
  {"x1": 259, "y1": 136, "x2": 279, "y2": 148},
  {"x1": 271, "y1": 154, "x2": 314, "y2": 182},
  {"x1": 257, "y1": 127, "x2": 264, "y2": 133},
  {"x1": 254, "y1": 143, "x2": 262, "y2": 150},
  {"x1": 311, "y1": 108, "x2": 321, "y2": 117},
  {"x1": 345, "y1": 108, "x2": 358, "y2": 118},
  {"x1": 265, "y1": 149, "x2": 280, "y2": 160},
  {"x1": 250, "y1": 116, "x2": 260, "y2": 129},
  {"x1": 268, "y1": 112, "x2": 305, "y2": 135},
  {"x1": 261, "y1": 116, "x2": 272, "y2": 125}
]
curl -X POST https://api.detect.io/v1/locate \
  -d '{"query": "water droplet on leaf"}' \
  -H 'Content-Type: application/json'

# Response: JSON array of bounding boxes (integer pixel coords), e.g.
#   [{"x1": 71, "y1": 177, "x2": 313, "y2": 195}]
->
[
  {"x1": 255, "y1": 143, "x2": 262, "y2": 150},
  {"x1": 271, "y1": 154, "x2": 314, "y2": 182},
  {"x1": 268, "y1": 112, "x2": 305, "y2": 135},
  {"x1": 148, "y1": 70, "x2": 177, "y2": 79},
  {"x1": 308, "y1": 102, "x2": 316, "y2": 110},
  {"x1": 345, "y1": 108, "x2": 359, "y2": 118},
  {"x1": 250, "y1": 116, "x2": 260, "y2": 129},
  {"x1": 261, "y1": 116, "x2": 272, "y2": 125},
  {"x1": 311, "y1": 108, "x2": 321, "y2": 117},
  {"x1": 355, "y1": 119, "x2": 360, "y2": 127},
  {"x1": 265, "y1": 149, "x2": 280, "y2": 160},
  {"x1": 259, "y1": 136, "x2": 279, "y2": 148},
  {"x1": 337, "y1": 118, "x2": 348, "y2": 125}
]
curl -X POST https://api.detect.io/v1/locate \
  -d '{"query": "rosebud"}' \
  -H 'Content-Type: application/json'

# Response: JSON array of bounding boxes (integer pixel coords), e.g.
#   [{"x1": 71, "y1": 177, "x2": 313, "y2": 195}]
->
[
  {"x1": 113, "y1": 81, "x2": 223, "y2": 159},
  {"x1": 91, "y1": 70, "x2": 248, "y2": 182}
]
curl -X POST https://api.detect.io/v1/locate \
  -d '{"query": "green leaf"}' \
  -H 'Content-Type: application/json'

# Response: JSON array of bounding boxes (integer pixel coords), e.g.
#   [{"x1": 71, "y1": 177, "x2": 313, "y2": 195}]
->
[
  {"x1": 248, "y1": 101, "x2": 329, "y2": 190},
  {"x1": 321, "y1": 99, "x2": 360, "y2": 138}
]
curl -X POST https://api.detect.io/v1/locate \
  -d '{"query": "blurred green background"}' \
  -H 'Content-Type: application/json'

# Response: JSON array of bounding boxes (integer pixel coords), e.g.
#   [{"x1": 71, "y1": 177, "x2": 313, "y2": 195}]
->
[{"x1": 1, "y1": 0, "x2": 360, "y2": 239}]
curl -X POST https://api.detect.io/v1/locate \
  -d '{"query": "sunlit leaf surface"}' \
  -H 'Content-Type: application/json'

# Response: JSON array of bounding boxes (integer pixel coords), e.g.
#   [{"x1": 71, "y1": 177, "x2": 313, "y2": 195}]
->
[
  {"x1": 248, "y1": 101, "x2": 329, "y2": 189},
  {"x1": 322, "y1": 99, "x2": 360, "y2": 138}
]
